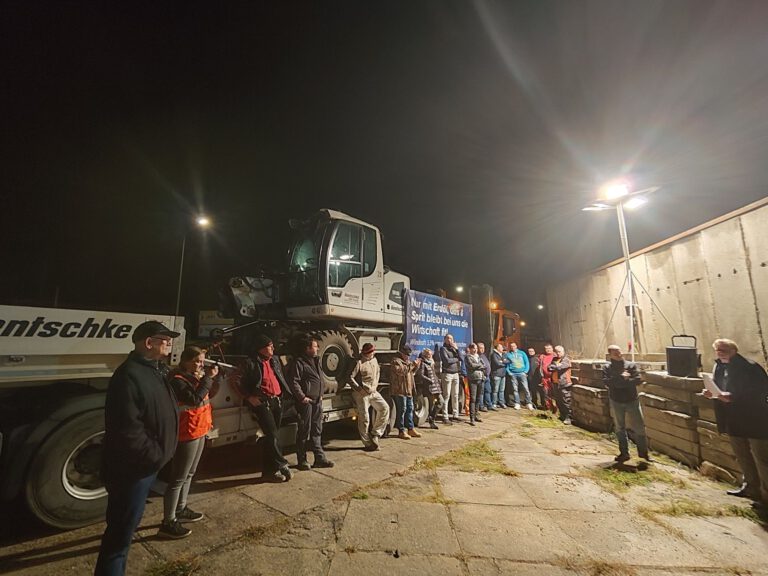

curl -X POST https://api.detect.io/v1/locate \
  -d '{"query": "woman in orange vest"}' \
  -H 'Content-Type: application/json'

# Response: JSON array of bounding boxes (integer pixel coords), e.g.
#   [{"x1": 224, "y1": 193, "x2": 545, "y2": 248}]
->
[{"x1": 158, "y1": 346, "x2": 220, "y2": 539}]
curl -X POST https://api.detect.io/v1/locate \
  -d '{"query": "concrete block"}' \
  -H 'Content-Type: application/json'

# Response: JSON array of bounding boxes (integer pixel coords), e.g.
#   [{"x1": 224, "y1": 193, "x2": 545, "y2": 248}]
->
[
  {"x1": 338, "y1": 499, "x2": 459, "y2": 556},
  {"x1": 330, "y1": 551, "x2": 464, "y2": 576},
  {"x1": 647, "y1": 437, "x2": 700, "y2": 467},
  {"x1": 515, "y1": 474, "x2": 622, "y2": 512},
  {"x1": 645, "y1": 426, "x2": 699, "y2": 454},
  {"x1": 198, "y1": 542, "x2": 330, "y2": 576},
  {"x1": 436, "y1": 470, "x2": 535, "y2": 507},
  {"x1": 467, "y1": 559, "x2": 571, "y2": 576},
  {"x1": 699, "y1": 460, "x2": 741, "y2": 485},
  {"x1": 639, "y1": 392, "x2": 696, "y2": 416},
  {"x1": 499, "y1": 451, "x2": 573, "y2": 475},
  {"x1": 693, "y1": 394, "x2": 717, "y2": 422},
  {"x1": 572, "y1": 384, "x2": 609, "y2": 399},
  {"x1": 642, "y1": 406, "x2": 696, "y2": 429},
  {"x1": 638, "y1": 383, "x2": 696, "y2": 404},
  {"x1": 642, "y1": 371, "x2": 703, "y2": 392},
  {"x1": 700, "y1": 446, "x2": 741, "y2": 473},
  {"x1": 696, "y1": 422, "x2": 735, "y2": 457},
  {"x1": 450, "y1": 504, "x2": 585, "y2": 562},
  {"x1": 241, "y1": 469, "x2": 353, "y2": 517},
  {"x1": 642, "y1": 416, "x2": 699, "y2": 444}
]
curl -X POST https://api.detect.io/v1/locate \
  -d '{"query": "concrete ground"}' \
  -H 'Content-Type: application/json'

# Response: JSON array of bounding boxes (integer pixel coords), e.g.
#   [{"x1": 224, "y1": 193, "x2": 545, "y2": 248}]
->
[{"x1": 2, "y1": 408, "x2": 767, "y2": 576}]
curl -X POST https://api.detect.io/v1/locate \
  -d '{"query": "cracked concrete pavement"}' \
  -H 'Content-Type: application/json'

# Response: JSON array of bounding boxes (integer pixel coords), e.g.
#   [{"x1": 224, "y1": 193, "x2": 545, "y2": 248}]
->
[{"x1": 2, "y1": 408, "x2": 767, "y2": 576}]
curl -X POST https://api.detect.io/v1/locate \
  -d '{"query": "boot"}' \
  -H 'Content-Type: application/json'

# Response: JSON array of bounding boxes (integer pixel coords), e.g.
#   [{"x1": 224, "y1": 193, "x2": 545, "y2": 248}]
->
[{"x1": 428, "y1": 418, "x2": 439, "y2": 430}]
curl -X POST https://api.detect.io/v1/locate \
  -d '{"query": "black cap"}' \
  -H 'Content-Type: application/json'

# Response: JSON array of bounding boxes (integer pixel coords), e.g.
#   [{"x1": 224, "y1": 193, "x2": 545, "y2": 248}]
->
[
  {"x1": 253, "y1": 333, "x2": 273, "y2": 352},
  {"x1": 400, "y1": 344, "x2": 413, "y2": 356},
  {"x1": 132, "y1": 320, "x2": 181, "y2": 343}
]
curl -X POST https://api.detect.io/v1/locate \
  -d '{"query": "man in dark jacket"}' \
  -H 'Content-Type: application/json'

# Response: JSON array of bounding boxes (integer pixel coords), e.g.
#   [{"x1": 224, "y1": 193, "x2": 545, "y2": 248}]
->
[
  {"x1": 705, "y1": 338, "x2": 768, "y2": 506},
  {"x1": 478, "y1": 342, "x2": 493, "y2": 411},
  {"x1": 527, "y1": 347, "x2": 544, "y2": 409},
  {"x1": 490, "y1": 343, "x2": 507, "y2": 409},
  {"x1": 241, "y1": 334, "x2": 292, "y2": 482},
  {"x1": 287, "y1": 333, "x2": 334, "y2": 471},
  {"x1": 602, "y1": 345, "x2": 649, "y2": 462},
  {"x1": 439, "y1": 334, "x2": 463, "y2": 422},
  {"x1": 548, "y1": 345, "x2": 573, "y2": 424},
  {"x1": 95, "y1": 321, "x2": 180, "y2": 576}
]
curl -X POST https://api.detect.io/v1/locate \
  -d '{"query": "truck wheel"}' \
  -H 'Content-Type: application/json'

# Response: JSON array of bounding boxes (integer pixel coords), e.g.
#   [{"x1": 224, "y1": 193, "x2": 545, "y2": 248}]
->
[
  {"x1": 25, "y1": 410, "x2": 107, "y2": 529},
  {"x1": 316, "y1": 330, "x2": 355, "y2": 395},
  {"x1": 412, "y1": 392, "x2": 430, "y2": 427}
]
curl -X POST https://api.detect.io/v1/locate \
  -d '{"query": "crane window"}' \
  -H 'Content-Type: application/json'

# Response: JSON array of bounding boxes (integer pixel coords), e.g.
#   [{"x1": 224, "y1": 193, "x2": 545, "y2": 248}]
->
[
  {"x1": 363, "y1": 226, "x2": 377, "y2": 275},
  {"x1": 503, "y1": 316, "x2": 517, "y2": 336},
  {"x1": 328, "y1": 222, "x2": 363, "y2": 288}
]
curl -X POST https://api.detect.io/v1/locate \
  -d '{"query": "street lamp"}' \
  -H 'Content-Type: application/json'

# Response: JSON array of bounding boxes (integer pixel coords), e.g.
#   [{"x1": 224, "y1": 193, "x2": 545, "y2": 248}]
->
[
  {"x1": 175, "y1": 215, "x2": 211, "y2": 318},
  {"x1": 583, "y1": 181, "x2": 659, "y2": 360},
  {"x1": 537, "y1": 304, "x2": 544, "y2": 310},
  {"x1": 455, "y1": 285, "x2": 464, "y2": 293}
]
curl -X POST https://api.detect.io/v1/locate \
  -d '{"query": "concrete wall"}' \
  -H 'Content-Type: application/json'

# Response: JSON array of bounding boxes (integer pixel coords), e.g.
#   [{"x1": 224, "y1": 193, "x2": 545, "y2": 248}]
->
[{"x1": 547, "y1": 198, "x2": 768, "y2": 368}]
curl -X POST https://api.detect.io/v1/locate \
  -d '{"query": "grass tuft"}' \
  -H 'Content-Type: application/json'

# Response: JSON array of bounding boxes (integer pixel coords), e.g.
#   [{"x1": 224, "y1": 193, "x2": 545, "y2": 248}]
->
[
  {"x1": 638, "y1": 499, "x2": 762, "y2": 524},
  {"x1": 411, "y1": 439, "x2": 518, "y2": 476},
  {"x1": 583, "y1": 465, "x2": 687, "y2": 493},
  {"x1": 351, "y1": 490, "x2": 370, "y2": 500},
  {"x1": 554, "y1": 555, "x2": 636, "y2": 576}
]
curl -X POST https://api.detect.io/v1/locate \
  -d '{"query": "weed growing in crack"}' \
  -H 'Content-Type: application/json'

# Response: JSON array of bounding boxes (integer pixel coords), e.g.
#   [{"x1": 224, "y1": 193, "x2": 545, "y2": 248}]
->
[
  {"x1": 410, "y1": 439, "x2": 518, "y2": 476},
  {"x1": 145, "y1": 558, "x2": 200, "y2": 576},
  {"x1": 582, "y1": 465, "x2": 687, "y2": 493}
]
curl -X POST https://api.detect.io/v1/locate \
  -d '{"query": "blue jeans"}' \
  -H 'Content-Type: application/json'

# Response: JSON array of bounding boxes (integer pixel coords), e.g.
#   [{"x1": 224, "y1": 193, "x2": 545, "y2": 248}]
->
[
  {"x1": 394, "y1": 395, "x2": 414, "y2": 431},
  {"x1": 492, "y1": 376, "x2": 506, "y2": 407},
  {"x1": 482, "y1": 377, "x2": 492, "y2": 408},
  {"x1": 95, "y1": 472, "x2": 157, "y2": 576},
  {"x1": 610, "y1": 398, "x2": 648, "y2": 457},
  {"x1": 508, "y1": 372, "x2": 531, "y2": 405}
]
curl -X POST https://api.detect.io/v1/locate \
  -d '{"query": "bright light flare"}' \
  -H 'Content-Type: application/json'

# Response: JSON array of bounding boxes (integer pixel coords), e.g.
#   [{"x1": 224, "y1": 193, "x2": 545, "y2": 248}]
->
[
  {"x1": 455, "y1": 286, "x2": 464, "y2": 293},
  {"x1": 537, "y1": 304, "x2": 544, "y2": 310},
  {"x1": 623, "y1": 196, "x2": 648, "y2": 210},
  {"x1": 490, "y1": 301, "x2": 498, "y2": 309},
  {"x1": 196, "y1": 216, "x2": 211, "y2": 228},
  {"x1": 520, "y1": 321, "x2": 526, "y2": 327},
  {"x1": 582, "y1": 202, "x2": 611, "y2": 211},
  {"x1": 600, "y1": 180, "x2": 631, "y2": 200}
]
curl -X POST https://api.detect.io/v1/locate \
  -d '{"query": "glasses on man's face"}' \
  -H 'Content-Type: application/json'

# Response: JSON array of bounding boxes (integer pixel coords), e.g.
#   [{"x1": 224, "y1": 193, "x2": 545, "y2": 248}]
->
[
  {"x1": 150, "y1": 336, "x2": 173, "y2": 345},
  {"x1": 715, "y1": 348, "x2": 730, "y2": 353}
]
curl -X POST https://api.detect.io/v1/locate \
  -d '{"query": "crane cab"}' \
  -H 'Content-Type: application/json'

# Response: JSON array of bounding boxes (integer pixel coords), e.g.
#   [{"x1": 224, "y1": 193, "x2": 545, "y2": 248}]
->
[{"x1": 286, "y1": 209, "x2": 409, "y2": 326}]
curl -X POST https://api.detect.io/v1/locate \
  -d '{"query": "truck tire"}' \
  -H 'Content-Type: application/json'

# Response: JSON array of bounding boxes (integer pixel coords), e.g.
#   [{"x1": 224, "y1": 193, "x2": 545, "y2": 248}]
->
[
  {"x1": 25, "y1": 410, "x2": 107, "y2": 529},
  {"x1": 316, "y1": 330, "x2": 355, "y2": 395},
  {"x1": 412, "y1": 391, "x2": 430, "y2": 427}
]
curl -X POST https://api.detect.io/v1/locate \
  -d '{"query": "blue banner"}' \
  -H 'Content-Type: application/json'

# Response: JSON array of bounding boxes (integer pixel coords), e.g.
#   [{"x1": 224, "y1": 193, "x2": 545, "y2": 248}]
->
[{"x1": 405, "y1": 290, "x2": 473, "y2": 358}]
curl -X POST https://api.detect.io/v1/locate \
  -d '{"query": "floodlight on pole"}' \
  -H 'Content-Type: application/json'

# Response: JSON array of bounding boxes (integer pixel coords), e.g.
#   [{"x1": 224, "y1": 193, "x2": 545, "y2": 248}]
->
[
  {"x1": 537, "y1": 304, "x2": 544, "y2": 310},
  {"x1": 175, "y1": 215, "x2": 212, "y2": 318},
  {"x1": 455, "y1": 286, "x2": 464, "y2": 293},
  {"x1": 583, "y1": 184, "x2": 659, "y2": 361}
]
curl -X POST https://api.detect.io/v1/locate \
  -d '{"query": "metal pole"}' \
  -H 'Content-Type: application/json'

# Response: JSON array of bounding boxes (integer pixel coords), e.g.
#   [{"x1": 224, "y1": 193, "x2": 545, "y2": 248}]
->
[
  {"x1": 174, "y1": 233, "x2": 187, "y2": 318},
  {"x1": 616, "y1": 202, "x2": 635, "y2": 361}
]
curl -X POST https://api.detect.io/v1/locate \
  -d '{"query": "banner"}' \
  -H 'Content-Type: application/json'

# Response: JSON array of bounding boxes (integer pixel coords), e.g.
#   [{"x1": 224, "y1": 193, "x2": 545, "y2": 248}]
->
[{"x1": 404, "y1": 290, "x2": 473, "y2": 358}]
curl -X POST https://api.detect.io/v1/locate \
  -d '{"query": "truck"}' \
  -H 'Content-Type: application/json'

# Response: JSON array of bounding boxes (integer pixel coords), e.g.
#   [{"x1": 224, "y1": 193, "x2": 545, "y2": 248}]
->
[{"x1": 1, "y1": 208, "x2": 520, "y2": 529}]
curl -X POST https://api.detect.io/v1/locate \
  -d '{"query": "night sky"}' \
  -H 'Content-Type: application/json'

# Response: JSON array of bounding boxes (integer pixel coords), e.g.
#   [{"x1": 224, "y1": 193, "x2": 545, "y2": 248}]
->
[{"x1": 2, "y1": 1, "x2": 768, "y2": 328}]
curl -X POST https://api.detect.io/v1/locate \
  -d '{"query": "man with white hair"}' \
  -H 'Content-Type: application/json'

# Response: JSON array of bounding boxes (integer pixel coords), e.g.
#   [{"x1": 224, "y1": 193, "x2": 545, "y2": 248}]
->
[
  {"x1": 602, "y1": 344, "x2": 649, "y2": 462},
  {"x1": 704, "y1": 338, "x2": 768, "y2": 508},
  {"x1": 547, "y1": 345, "x2": 573, "y2": 424}
]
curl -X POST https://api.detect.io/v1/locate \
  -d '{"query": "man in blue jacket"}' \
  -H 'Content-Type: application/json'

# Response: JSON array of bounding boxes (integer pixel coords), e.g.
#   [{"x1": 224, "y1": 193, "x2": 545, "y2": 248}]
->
[
  {"x1": 95, "y1": 321, "x2": 180, "y2": 576},
  {"x1": 504, "y1": 342, "x2": 533, "y2": 410}
]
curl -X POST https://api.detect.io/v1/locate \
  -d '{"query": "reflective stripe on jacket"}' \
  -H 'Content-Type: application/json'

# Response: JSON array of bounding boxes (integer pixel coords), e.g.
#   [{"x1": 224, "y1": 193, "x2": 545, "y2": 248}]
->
[{"x1": 172, "y1": 372, "x2": 213, "y2": 442}]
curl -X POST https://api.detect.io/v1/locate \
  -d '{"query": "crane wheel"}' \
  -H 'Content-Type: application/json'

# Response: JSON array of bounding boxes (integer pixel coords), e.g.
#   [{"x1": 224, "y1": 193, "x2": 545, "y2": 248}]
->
[{"x1": 315, "y1": 330, "x2": 355, "y2": 394}]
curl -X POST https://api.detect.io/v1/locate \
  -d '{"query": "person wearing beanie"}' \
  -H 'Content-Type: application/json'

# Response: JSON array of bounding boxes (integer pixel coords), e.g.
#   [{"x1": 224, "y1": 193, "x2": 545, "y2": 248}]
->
[
  {"x1": 241, "y1": 334, "x2": 292, "y2": 482},
  {"x1": 348, "y1": 343, "x2": 390, "y2": 450}
]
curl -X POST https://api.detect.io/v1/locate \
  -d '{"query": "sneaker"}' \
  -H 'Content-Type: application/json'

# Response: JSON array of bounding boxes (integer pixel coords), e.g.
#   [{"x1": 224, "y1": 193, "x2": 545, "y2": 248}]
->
[
  {"x1": 514, "y1": 404, "x2": 521, "y2": 410},
  {"x1": 441, "y1": 416, "x2": 452, "y2": 425},
  {"x1": 429, "y1": 421, "x2": 439, "y2": 430},
  {"x1": 469, "y1": 421, "x2": 476, "y2": 426},
  {"x1": 475, "y1": 416, "x2": 483, "y2": 423},
  {"x1": 371, "y1": 435, "x2": 380, "y2": 448},
  {"x1": 158, "y1": 519, "x2": 191, "y2": 539},
  {"x1": 563, "y1": 418, "x2": 572, "y2": 425},
  {"x1": 279, "y1": 466, "x2": 293, "y2": 480},
  {"x1": 407, "y1": 428, "x2": 422, "y2": 438},
  {"x1": 297, "y1": 462, "x2": 312, "y2": 471},
  {"x1": 266, "y1": 471, "x2": 287, "y2": 482},
  {"x1": 313, "y1": 458, "x2": 335, "y2": 468},
  {"x1": 479, "y1": 407, "x2": 488, "y2": 412},
  {"x1": 398, "y1": 431, "x2": 411, "y2": 440},
  {"x1": 614, "y1": 453, "x2": 631, "y2": 463},
  {"x1": 498, "y1": 404, "x2": 507, "y2": 409},
  {"x1": 526, "y1": 403, "x2": 535, "y2": 411},
  {"x1": 489, "y1": 406, "x2": 498, "y2": 411},
  {"x1": 364, "y1": 443, "x2": 379, "y2": 452},
  {"x1": 451, "y1": 416, "x2": 464, "y2": 422},
  {"x1": 176, "y1": 506, "x2": 204, "y2": 523}
]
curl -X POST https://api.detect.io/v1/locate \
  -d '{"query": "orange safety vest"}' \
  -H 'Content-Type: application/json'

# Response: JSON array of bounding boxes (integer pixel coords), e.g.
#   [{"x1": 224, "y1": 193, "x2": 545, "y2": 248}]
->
[{"x1": 174, "y1": 372, "x2": 213, "y2": 442}]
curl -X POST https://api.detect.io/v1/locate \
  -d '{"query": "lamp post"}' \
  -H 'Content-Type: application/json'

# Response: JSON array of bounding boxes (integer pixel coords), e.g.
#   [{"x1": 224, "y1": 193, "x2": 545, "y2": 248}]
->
[
  {"x1": 174, "y1": 215, "x2": 211, "y2": 318},
  {"x1": 583, "y1": 182, "x2": 659, "y2": 361}
]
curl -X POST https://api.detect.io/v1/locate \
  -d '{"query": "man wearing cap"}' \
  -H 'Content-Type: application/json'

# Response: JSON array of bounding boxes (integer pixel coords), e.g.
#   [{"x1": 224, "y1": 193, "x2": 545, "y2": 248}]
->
[
  {"x1": 348, "y1": 343, "x2": 390, "y2": 451},
  {"x1": 95, "y1": 321, "x2": 180, "y2": 576},
  {"x1": 287, "y1": 333, "x2": 334, "y2": 470},
  {"x1": 241, "y1": 334, "x2": 292, "y2": 482}
]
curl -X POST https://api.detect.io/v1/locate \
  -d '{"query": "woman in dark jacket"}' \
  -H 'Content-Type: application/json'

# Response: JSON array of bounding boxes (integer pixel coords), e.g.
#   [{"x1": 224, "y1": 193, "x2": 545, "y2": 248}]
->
[{"x1": 416, "y1": 348, "x2": 446, "y2": 429}]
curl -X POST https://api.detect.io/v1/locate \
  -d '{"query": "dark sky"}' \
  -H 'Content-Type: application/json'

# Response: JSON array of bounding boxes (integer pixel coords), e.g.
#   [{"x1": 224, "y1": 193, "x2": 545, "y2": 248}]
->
[{"x1": 2, "y1": 1, "x2": 768, "y2": 325}]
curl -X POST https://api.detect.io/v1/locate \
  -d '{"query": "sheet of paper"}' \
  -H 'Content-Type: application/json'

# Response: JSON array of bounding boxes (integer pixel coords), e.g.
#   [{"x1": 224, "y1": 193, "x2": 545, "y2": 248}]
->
[{"x1": 702, "y1": 372, "x2": 723, "y2": 398}]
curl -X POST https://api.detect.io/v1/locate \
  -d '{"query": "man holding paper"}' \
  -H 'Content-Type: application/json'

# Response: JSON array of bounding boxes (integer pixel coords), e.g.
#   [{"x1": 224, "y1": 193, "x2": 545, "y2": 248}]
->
[{"x1": 704, "y1": 338, "x2": 768, "y2": 507}]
